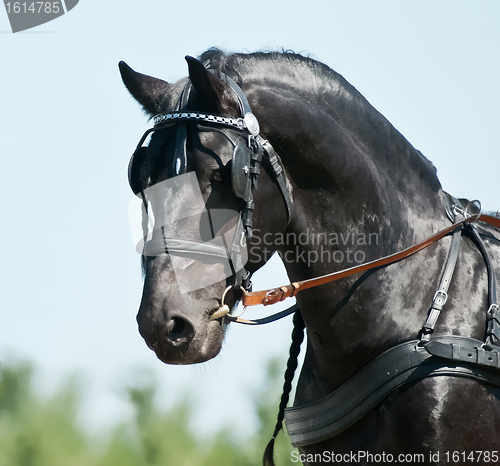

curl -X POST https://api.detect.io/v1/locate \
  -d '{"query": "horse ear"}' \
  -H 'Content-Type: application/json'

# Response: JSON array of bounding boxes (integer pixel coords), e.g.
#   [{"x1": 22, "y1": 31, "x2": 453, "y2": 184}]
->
[
  {"x1": 119, "y1": 61, "x2": 170, "y2": 115},
  {"x1": 185, "y1": 55, "x2": 225, "y2": 113}
]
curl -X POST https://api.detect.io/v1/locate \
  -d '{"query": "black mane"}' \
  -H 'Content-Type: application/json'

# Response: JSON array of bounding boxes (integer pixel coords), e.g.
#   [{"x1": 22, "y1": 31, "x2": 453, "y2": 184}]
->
[{"x1": 197, "y1": 48, "x2": 439, "y2": 192}]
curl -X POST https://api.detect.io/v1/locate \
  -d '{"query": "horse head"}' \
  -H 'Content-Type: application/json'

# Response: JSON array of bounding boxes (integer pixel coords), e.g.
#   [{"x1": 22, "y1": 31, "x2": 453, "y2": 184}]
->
[{"x1": 120, "y1": 56, "x2": 290, "y2": 364}]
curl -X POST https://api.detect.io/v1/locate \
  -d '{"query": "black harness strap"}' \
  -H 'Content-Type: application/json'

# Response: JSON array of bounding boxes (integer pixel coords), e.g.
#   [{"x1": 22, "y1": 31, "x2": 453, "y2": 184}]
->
[
  {"x1": 258, "y1": 137, "x2": 294, "y2": 223},
  {"x1": 421, "y1": 219, "x2": 464, "y2": 340},
  {"x1": 285, "y1": 338, "x2": 500, "y2": 447},
  {"x1": 467, "y1": 223, "x2": 500, "y2": 347},
  {"x1": 284, "y1": 199, "x2": 500, "y2": 447},
  {"x1": 173, "y1": 82, "x2": 191, "y2": 176},
  {"x1": 228, "y1": 303, "x2": 301, "y2": 326},
  {"x1": 425, "y1": 335, "x2": 500, "y2": 368}
]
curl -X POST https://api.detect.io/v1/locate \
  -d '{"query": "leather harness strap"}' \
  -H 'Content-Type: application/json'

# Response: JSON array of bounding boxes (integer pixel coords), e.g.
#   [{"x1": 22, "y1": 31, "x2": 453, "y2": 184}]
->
[
  {"x1": 228, "y1": 303, "x2": 300, "y2": 326},
  {"x1": 285, "y1": 337, "x2": 500, "y2": 447},
  {"x1": 420, "y1": 215, "x2": 464, "y2": 340},
  {"x1": 467, "y1": 223, "x2": 500, "y2": 347},
  {"x1": 240, "y1": 213, "x2": 500, "y2": 308},
  {"x1": 284, "y1": 203, "x2": 500, "y2": 447},
  {"x1": 258, "y1": 137, "x2": 294, "y2": 223}
]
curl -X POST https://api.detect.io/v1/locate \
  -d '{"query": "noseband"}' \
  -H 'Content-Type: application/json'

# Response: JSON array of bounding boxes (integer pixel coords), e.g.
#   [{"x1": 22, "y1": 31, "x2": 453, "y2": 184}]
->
[{"x1": 128, "y1": 70, "x2": 294, "y2": 310}]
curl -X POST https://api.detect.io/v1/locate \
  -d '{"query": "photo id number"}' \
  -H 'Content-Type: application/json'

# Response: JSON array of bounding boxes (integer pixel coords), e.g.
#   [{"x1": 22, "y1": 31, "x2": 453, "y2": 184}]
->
[{"x1": 5, "y1": 2, "x2": 61, "y2": 14}]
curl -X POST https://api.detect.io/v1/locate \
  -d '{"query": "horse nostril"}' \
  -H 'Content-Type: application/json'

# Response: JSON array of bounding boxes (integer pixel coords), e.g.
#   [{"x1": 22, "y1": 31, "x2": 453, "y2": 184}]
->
[{"x1": 165, "y1": 317, "x2": 194, "y2": 345}]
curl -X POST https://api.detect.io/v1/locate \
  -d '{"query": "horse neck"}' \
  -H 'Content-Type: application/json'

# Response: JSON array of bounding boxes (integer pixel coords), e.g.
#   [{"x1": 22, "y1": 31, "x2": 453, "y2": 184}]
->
[
  {"x1": 254, "y1": 75, "x2": 449, "y2": 273},
  {"x1": 252, "y1": 74, "x2": 454, "y2": 396}
]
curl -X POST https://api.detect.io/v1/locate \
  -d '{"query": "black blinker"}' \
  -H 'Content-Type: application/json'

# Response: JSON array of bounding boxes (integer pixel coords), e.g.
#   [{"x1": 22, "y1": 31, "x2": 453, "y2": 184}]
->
[
  {"x1": 231, "y1": 143, "x2": 252, "y2": 201},
  {"x1": 128, "y1": 146, "x2": 147, "y2": 195}
]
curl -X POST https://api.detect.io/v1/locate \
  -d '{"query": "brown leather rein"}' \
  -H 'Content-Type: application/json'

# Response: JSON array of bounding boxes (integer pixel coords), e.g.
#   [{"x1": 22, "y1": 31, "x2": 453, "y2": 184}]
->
[{"x1": 227, "y1": 210, "x2": 500, "y2": 325}]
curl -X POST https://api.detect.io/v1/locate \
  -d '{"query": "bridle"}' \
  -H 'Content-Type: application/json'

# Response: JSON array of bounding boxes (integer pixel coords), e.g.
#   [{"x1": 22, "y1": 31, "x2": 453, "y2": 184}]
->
[{"x1": 128, "y1": 70, "x2": 294, "y2": 314}]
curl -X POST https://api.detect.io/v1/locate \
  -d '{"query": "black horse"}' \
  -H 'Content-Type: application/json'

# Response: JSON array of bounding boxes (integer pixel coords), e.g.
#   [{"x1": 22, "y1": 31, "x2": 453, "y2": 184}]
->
[{"x1": 120, "y1": 49, "x2": 500, "y2": 465}]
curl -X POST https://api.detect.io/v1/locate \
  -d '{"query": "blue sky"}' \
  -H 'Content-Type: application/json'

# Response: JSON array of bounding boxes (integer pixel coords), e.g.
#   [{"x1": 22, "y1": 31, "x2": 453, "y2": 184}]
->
[{"x1": 1, "y1": 0, "x2": 499, "y2": 438}]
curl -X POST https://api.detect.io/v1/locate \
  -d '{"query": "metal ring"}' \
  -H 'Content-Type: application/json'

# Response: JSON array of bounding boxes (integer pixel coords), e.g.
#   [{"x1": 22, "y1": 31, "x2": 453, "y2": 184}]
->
[
  {"x1": 463, "y1": 199, "x2": 482, "y2": 222},
  {"x1": 220, "y1": 285, "x2": 233, "y2": 307},
  {"x1": 229, "y1": 286, "x2": 248, "y2": 318},
  {"x1": 208, "y1": 285, "x2": 234, "y2": 321}
]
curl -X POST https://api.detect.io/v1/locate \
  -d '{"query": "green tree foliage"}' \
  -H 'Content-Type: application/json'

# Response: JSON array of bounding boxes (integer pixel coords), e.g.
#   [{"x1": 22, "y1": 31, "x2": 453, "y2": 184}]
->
[{"x1": 0, "y1": 359, "x2": 298, "y2": 466}]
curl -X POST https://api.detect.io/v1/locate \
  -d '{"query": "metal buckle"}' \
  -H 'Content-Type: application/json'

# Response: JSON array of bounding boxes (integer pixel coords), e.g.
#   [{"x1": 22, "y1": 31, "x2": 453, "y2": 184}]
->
[
  {"x1": 452, "y1": 203, "x2": 464, "y2": 217},
  {"x1": 264, "y1": 288, "x2": 284, "y2": 305},
  {"x1": 488, "y1": 303, "x2": 500, "y2": 318},
  {"x1": 463, "y1": 199, "x2": 483, "y2": 223},
  {"x1": 433, "y1": 290, "x2": 448, "y2": 305}
]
